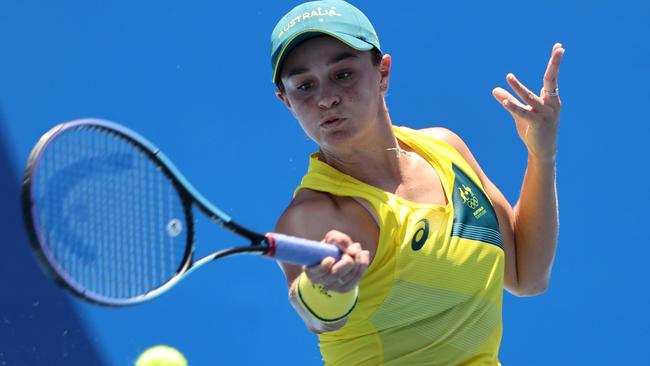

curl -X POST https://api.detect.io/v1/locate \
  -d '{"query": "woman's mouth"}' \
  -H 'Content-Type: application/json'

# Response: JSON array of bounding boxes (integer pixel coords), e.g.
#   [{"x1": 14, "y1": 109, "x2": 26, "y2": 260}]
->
[{"x1": 321, "y1": 117, "x2": 344, "y2": 128}]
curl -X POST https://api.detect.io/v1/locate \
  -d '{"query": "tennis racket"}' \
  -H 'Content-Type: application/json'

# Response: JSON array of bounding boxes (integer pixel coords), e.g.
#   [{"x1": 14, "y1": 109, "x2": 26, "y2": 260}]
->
[{"x1": 22, "y1": 118, "x2": 340, "y2": 306}]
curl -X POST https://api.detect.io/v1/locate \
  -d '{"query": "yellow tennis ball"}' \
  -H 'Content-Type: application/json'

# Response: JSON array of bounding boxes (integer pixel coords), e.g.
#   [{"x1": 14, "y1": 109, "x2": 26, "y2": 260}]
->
[{"x1": 135, "y1": 345, "x2": 188, "y2": 366}]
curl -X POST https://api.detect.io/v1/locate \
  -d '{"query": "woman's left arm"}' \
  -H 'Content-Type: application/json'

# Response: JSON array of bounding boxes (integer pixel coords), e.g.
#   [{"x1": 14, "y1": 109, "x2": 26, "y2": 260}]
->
[
  {"x1": 491, "y1": 43, "x2": 564, "y2": 295},
  {"x1": 430, "y1": 43, "x2": 565, "y2": 296}
]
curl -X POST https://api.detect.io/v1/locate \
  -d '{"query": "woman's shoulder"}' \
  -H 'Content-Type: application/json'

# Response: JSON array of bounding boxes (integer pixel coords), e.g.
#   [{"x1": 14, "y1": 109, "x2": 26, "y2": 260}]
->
[
  {"x1": 278, "y1": 189, "x2": 371, "y2": 234},
  {"x1": 417, "y1": 126, "x2": 458, "y2": 143},
  {"x1": 275, "y1": 189, "x2": 379, "y2": 261},
  {"x1": 415, "y1": 126, "x2": 471, "y2": 158}
]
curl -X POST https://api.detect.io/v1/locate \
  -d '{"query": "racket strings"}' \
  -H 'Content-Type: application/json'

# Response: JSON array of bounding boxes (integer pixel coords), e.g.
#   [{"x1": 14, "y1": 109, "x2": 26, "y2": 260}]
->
[{"x1": 31, "y1": 126, "x2": 189, "y2": 302}]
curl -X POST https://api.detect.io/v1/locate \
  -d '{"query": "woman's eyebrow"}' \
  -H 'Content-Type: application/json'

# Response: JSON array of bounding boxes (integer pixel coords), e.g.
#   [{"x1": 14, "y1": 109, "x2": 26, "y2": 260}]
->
[{"x1": 285, "y1": 66, "x2": 309, "y2": 79}]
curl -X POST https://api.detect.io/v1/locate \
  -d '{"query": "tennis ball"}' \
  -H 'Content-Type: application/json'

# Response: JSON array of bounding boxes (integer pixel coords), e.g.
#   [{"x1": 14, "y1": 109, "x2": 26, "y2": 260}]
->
[{"x1": 135, "y1": 345, "x2": 188, "y2": 366}]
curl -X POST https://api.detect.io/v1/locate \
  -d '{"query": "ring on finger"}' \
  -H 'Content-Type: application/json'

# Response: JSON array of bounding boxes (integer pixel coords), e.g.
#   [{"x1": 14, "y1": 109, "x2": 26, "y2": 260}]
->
[{"x1": 543, "y1": 88, "x2": 559, "y2": 97}]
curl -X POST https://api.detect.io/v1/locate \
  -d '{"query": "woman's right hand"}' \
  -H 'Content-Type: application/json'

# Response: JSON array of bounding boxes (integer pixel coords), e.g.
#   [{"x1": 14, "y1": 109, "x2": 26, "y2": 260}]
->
[{"x1": 304, "y1": 230, "x2": 370, "y2": 293}]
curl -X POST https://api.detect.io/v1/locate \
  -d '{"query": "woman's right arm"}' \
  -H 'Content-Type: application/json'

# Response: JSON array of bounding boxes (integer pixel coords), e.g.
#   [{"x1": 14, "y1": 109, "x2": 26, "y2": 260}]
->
[{"x1": 274, "y1": 190, "x2": 376, "y2": 333}]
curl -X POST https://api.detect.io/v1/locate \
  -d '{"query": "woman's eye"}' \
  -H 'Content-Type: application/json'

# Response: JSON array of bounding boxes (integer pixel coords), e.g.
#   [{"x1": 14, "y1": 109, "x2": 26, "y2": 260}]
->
[
  {"x1": 297, "y1": 82, "x2": 313, "y2": 91},
  {"x1": 337, "y1": 71, "x2": 352, "y2": 80}
]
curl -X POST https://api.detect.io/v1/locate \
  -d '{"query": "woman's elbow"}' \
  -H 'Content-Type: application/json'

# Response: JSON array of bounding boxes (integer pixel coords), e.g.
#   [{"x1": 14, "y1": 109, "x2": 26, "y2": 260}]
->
[{"x1": 507, "y1": 280, "x2": 549, "y2": 297}]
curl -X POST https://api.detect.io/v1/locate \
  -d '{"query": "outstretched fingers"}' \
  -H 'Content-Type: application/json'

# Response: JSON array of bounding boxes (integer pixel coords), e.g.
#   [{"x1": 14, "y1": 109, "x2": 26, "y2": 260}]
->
[
  {"x1": 507, "y1": 73, "x2": 547, "y2": 112},
  {"x1": 542, "y1": 43, "x2": 565, "y2": 101},
  {"x1": 492, "y1": 86, "x2": 532, "y2": 120},
  {"x1": 491, "y1": 42, "x2": 564, "y2": 160}
]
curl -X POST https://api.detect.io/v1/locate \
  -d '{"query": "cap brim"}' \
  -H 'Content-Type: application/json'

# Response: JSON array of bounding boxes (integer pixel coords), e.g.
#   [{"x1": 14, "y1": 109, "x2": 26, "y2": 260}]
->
[{"x1": 272, "y1": 30, "x2": 375, "y2": 84}]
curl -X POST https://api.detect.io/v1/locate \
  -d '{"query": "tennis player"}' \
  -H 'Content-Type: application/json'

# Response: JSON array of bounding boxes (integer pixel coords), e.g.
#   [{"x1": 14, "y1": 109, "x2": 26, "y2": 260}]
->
[{"x1": 272, "y1": 1, "x2": 562, "y2": 364}]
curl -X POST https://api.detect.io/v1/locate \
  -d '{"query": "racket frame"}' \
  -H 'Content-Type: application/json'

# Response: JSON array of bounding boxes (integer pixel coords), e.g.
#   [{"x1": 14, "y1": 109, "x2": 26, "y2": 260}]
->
[{"x1": 22, "y1": 119, "x2": 270, "y2": 306}]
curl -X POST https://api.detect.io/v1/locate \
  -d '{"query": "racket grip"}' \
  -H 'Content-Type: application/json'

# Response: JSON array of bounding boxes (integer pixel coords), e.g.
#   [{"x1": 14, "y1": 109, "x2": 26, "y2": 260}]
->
[{"x1": 265, "y1": 233, "x2": 342, "y2": 266}]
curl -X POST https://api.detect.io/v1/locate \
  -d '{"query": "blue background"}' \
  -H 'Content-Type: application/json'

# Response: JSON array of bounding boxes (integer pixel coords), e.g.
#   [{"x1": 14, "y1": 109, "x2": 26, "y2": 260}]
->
[{"x1": 1, "y1": 0, "x2": 649, "y2": 365}]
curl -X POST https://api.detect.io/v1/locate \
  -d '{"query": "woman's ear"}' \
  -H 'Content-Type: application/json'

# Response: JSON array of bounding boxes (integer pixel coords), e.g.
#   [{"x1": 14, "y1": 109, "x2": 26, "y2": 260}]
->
[
  {"x1": 379, "y1": 54, "x2": 392, "y2": 92},
  {"x1": 276, "y1": 88, "x2": 293, "y2": 110}
]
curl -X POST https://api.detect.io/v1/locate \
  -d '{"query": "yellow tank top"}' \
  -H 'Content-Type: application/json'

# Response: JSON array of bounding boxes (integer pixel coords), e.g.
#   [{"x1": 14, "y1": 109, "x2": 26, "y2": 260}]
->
[{"x1": 294, "y1": 126, "x2": 505, "y2": 365}]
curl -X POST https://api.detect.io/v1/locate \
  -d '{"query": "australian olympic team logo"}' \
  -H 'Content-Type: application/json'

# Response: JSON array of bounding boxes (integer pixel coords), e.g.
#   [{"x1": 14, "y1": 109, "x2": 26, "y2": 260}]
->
[
  {"x1": 411, "y1": 218, "x2": 430, "y2": 251},
  {"x1": 458, "y1": 185, "x2": 486, "y2": 219},
  {"x1": 458, "y1": 185, "x2": 479, "y2": 209},
  {"x1": 278, "y1": 7, "x2": 343, "y2": 37}
]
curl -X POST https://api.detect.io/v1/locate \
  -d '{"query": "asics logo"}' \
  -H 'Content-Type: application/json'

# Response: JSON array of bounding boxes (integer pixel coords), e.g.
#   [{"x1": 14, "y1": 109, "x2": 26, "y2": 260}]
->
[{"x1": 411, "y1": 218, "x2": 430, "y2": 251}]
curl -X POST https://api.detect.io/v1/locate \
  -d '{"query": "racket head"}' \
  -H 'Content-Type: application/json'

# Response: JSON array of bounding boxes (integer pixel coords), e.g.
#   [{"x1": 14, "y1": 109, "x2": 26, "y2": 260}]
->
[{"x1": 22, "y1": 119, "x2": 196, "y2": 306}]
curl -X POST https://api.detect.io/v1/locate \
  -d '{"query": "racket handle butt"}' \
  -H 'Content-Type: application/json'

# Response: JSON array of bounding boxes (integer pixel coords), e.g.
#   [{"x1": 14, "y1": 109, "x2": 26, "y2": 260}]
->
[{"x1": 265, "y1": 233, "x2": 341, "y2": 266}]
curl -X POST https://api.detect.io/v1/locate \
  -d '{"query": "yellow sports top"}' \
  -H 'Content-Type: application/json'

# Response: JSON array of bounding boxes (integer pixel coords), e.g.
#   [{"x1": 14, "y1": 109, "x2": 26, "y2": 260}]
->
[{"x1": 294, "y1": 126, "x2": 505, "y2": 365}]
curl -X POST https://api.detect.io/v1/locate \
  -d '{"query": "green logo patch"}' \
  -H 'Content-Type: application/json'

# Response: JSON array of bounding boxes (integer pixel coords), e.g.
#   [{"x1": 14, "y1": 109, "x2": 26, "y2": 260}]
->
[{"x1": 451, "y1": 164, "x2": 503, "y2": 249}]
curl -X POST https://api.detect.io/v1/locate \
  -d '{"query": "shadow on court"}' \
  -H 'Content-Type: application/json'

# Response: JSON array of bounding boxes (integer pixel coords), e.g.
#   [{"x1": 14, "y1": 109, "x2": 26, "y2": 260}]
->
[{"x1": 0, "y1": 108, "x2": 105, "y2": 365}]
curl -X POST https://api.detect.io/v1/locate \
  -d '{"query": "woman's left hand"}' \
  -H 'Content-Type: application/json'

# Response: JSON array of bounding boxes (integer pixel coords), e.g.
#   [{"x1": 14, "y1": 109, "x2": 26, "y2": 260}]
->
[{"x1": 492, "y1": 43, "x2": 565, "y2": 162}]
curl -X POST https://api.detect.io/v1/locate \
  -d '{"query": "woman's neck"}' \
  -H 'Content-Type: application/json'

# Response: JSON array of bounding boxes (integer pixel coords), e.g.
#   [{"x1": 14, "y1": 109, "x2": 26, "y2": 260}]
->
[{"x1": 317, "y1": 118, "x2": 415, "y2": 189}]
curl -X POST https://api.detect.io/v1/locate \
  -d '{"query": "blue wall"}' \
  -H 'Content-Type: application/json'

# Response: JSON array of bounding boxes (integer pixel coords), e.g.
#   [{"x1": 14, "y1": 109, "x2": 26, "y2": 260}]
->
[{"x1": 1, "y1": 0, "x2": 649, "y2": 365}]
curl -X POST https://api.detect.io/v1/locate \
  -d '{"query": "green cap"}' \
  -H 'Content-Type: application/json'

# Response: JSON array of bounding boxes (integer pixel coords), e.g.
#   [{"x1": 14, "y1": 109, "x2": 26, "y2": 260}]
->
[{"x1": 270, "y1": 0, "x2": 381, "y2": 83}]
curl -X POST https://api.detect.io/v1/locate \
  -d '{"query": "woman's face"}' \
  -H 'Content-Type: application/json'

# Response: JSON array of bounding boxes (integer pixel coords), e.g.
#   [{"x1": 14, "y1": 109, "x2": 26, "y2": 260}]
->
[{"x1": 277, "y1": 36, "x2": 388, "y2": 151}]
